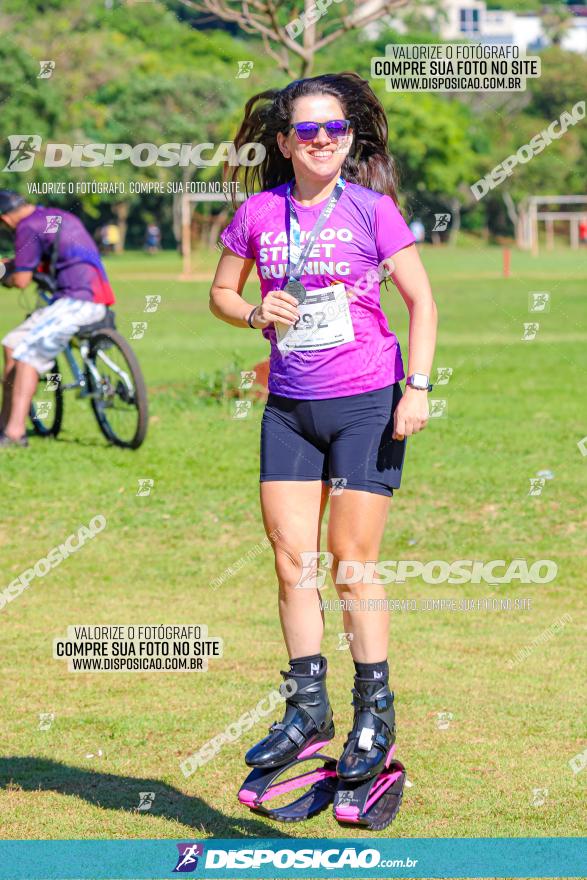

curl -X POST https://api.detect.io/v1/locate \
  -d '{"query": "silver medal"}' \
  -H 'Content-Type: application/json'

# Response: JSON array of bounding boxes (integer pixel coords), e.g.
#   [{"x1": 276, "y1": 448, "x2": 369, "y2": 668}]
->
[{"x1": 284, "y1": 279, "x2": 307, "y2": 304}]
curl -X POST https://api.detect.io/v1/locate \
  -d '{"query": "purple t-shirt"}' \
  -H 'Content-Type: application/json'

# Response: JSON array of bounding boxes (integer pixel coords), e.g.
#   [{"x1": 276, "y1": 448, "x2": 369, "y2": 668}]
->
[
  {"x1": 14, "y1": 206, "x2": 114, "y2": 304},
  {"x1": 220, "y1": 181, "x2": 415, "y2": 399}
]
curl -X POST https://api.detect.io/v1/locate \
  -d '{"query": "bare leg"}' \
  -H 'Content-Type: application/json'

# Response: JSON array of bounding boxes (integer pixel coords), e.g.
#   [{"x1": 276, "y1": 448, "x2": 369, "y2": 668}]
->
[
  {"x1": 4, "y1": 361, "x2": 39, "y2": 440},
  {"x1": 0, "y1": 346, "x2": 16, "y2": 431},
  {"x1": 260, "y1": 480, "x2": 329, "y2": 659},
  {"x1": 327, "y1": 489, "x2": 392, "y2": 662}
]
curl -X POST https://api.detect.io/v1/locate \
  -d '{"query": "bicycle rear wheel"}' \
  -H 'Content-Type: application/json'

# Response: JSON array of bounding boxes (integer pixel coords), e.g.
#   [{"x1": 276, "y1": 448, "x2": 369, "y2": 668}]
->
[
  {"x1": 86, "y1": 329, "x2": 148, "y2": 449},
  {"x1": 29, "y1": 361, "x2": 64, "y2": 437}
]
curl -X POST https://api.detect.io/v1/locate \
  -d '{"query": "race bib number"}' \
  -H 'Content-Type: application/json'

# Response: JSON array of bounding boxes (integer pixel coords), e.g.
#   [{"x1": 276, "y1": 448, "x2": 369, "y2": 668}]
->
[{"x1": 275, "y1": 283, "x2": 354, "y2": 353}]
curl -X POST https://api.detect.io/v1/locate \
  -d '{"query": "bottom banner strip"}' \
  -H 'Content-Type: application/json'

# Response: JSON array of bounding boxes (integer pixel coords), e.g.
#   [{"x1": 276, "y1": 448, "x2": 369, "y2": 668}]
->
[{"x1": 0, "y1": 837, "x2": 585, "y2": 879}]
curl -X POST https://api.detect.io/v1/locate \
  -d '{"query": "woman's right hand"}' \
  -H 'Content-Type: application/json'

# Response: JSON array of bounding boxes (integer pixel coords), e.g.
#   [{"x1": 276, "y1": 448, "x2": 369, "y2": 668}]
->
[{"x1": 253, "y1": 290, "x2": 300, "y2": 328}]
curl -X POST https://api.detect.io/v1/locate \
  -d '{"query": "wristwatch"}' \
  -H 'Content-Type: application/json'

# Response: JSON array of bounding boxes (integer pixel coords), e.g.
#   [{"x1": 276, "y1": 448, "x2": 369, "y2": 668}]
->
[{"x1": 406, "y1": 373, "x2": 433, "y2": 392}]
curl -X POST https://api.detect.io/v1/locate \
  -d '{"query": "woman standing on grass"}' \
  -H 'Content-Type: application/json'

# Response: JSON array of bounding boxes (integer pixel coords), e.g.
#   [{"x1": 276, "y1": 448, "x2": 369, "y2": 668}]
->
[{"x1": 210, "y1": 73, "x2": 437, "y2": 795}]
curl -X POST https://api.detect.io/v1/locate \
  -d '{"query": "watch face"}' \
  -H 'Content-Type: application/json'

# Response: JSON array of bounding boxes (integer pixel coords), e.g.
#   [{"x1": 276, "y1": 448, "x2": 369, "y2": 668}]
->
[{"x1": 411, "y1": 373, "x2": 429, "y2": 388}]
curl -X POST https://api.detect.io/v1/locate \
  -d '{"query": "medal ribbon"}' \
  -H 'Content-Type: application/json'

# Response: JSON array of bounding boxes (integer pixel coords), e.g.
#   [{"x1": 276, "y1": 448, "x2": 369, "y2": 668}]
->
[{"x1": 286, "y1": 176, "x2": 346, "y2": 284}]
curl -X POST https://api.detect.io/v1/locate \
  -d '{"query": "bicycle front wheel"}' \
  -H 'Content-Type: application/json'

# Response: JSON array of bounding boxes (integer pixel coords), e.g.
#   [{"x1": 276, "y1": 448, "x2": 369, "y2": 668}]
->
[{"x1": 86, "y1": 329, "x2": 148, "y2": 449}]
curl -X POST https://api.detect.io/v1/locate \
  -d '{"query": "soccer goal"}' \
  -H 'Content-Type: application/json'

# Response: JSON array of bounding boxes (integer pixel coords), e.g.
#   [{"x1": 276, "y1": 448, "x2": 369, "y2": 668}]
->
[{"x1": 517, "y1": 195, "x2": 587, "y2": 254}]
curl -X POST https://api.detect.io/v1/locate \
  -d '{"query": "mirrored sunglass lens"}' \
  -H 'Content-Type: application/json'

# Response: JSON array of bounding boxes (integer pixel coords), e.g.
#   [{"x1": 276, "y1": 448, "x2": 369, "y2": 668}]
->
[
  {"x1": 325, "y1": 121, "x2": 348, "y2": 137},
  {"x1": 295, "y1": 123, "x2": 319, "y2": 140}
]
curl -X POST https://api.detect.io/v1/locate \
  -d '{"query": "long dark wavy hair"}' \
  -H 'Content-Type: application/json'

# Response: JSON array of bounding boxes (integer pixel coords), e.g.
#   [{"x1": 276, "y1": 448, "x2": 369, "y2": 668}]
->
[{"x1": 228, "y1": 72, "x2": 400, "y2": 205}]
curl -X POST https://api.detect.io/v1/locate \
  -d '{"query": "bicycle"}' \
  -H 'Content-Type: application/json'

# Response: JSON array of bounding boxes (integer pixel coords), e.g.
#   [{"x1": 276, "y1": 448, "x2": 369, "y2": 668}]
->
[{"x1": 28, "y1": 272, "x2": 148, "y2": 449}]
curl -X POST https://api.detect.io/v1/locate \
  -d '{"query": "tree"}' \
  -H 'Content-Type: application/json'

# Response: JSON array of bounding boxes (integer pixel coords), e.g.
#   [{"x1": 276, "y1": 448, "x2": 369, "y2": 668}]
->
[
  {"x1": 177, "y1": 0, "x2": 408, "y2": 76},
  {"x1": 527, "y1": 46, "x2": 587, "y2": 119},
  {"x1": 540, "y1": 4, "x2": 573, "y2": 47},
  {"x1": 1, "y1": 0, "x2": 266, "y2": 246},
  {"x1": 473, "y1": 107, "x2": 585, "y2": 239},
  {"x1": 373, "y1": 90, "x2": 479, "y2": 238}
]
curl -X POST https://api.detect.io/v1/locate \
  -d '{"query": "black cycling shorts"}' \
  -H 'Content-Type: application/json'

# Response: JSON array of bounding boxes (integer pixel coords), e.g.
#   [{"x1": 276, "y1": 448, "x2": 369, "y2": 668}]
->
[{"x1": 260, "y1": 383, "x2": 406, "y2": 497}]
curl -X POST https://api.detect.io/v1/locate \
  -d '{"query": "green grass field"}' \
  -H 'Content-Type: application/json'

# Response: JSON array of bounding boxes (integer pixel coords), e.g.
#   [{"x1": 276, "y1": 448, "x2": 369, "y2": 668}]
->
[{"x1": 0, "y1": 243, "x2": 585, "y2": 845}]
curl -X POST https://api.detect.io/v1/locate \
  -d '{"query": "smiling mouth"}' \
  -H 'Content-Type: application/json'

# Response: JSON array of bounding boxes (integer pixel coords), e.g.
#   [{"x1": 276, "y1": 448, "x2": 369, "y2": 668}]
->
[{"x1": 309, "y1": 150, "x2": 335, "y2": 159}]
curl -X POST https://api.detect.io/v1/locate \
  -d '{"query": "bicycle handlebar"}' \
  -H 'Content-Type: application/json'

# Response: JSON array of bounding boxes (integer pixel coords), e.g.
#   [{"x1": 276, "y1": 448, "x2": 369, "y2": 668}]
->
[{"x1": 32, "y1": 271, "x2": 57, "y2": 294}]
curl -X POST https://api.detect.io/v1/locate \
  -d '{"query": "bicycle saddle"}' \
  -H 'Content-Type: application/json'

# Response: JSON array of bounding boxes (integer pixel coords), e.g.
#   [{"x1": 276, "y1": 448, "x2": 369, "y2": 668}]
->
[{"x1": 76, "y1": 309, "x2": 116, "y2": 338}]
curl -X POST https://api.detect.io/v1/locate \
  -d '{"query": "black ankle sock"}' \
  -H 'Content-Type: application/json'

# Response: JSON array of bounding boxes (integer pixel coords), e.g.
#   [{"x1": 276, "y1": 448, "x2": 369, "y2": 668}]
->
[
  {"x1": 289, "y1": 653, "x2": 325, "y2": 676},
  {"x1": 354, "y1": 659, "x2": 389, "y2": 681}
]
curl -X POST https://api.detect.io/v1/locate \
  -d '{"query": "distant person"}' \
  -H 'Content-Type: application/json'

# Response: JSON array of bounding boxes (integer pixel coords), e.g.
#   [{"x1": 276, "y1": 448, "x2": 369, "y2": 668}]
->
[
  {"x1": 144, "y1": 222, "x2": 161, "y2": 254},
  {"x1": 409, "y1": 218, "x2": 425, "y2": 243},
  {"x1": 0, "y1": 190, "x2": 115, "y2": 448},
  {"x1": 95, "y1": 224, "x2": 108, "y2": 254},
  {"x1": 579, "y1": 215, "x2": 587, "y2": 245},
  {"x1": 103, "y1": 223, "x2": 121, "y2": 254}
]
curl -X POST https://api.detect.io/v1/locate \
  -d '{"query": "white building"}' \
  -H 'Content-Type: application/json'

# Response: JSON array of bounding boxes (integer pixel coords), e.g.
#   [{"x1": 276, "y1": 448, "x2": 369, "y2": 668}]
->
[{"x1": 386, "y1": 0, "x2": 587, "y2": 54}]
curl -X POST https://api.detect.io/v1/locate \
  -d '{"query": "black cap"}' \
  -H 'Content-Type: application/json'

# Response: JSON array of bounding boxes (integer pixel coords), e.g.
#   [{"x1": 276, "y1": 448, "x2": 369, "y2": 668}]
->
[{"x1": 0, "y1": 190, "x2": 27, "y2": 214}]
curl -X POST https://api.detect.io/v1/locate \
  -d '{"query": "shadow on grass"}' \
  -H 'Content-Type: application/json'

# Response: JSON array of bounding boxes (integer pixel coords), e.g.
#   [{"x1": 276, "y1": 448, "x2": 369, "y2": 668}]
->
[
  {"x1": 24, "y1": 432, "x2": 109, "y2": 449},
  {"x1": 0, "y1": 756, "x2": 291, "y2": 838}
]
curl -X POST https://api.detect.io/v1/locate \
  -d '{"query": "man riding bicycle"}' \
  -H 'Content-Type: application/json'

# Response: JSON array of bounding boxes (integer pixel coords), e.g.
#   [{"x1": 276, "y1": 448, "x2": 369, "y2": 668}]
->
[{"x1": 0, "y1": 190, "x2": 115, "y2": 448}]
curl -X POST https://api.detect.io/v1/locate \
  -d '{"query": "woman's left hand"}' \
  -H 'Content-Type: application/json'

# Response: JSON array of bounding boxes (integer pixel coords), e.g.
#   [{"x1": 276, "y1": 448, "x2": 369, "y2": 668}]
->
[{"x1": 393, "y1": 387, "x2": 429, "y2": 439}]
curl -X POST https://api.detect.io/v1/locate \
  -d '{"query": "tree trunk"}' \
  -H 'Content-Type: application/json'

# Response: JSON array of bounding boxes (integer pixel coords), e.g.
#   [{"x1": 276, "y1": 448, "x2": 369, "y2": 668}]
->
[
  {"x1": 301, "y1": 0, "x2": 317, "y2": 76},
  {"x1": 208, "y1": 208, "x2": 229, "y2": 249},
  {"x1": 502, "y1": 192, "x2": 518, "y2": 230},
  {"x1": 448, "y1": 197, "x2": 461, "y2": 245}
]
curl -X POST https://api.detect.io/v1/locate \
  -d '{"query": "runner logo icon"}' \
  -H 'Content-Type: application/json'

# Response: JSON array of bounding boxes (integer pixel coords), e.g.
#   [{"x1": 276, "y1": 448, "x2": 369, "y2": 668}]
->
[
  {"x1": 173, "y1": 843, "x2": 204, "y2": 872},
  {"x1": 3, "y1": 135, "x2": 42, "y2": 172}
]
